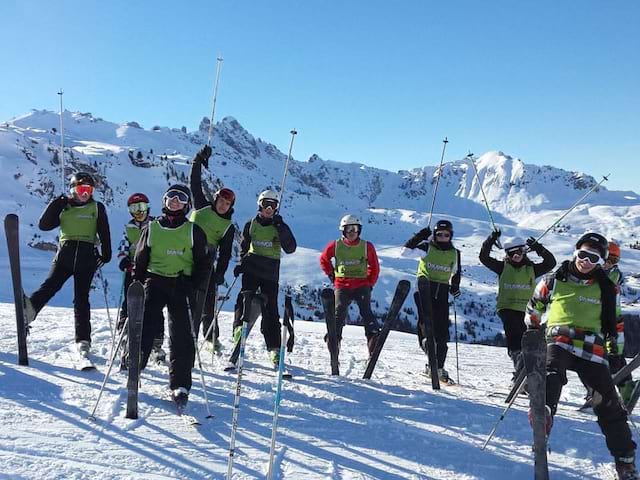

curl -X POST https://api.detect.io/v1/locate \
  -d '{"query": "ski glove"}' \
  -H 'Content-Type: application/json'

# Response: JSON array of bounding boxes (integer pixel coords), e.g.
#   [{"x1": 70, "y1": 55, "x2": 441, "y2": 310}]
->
[
  {"x1": 490, "y1": 229, "x2": 501, "y2": 242},
  {"x1": 118, "y1": 257, "x2": 133, "y2": 273},
  {"x1": 416, "y1": 227, "x2": 431, "y2": 241},
  {"x1": 272, "y1": 214, "x2": 284, "y2": 228},
  {"x1": 195, "y1": 144, "x2": 212, "y2": 169},
  {"x1": 526, "y1": 236, "x2": 543, "y2": 253},
  {"x1": 233, "y1": 264, "x2": 244, "y2": 277},
  {"x1": 214, "y1": 271, "x2": 225, "y2": 286},
  {"x1": 94, "y1": 249, "x2": 108, "y2": 270}
]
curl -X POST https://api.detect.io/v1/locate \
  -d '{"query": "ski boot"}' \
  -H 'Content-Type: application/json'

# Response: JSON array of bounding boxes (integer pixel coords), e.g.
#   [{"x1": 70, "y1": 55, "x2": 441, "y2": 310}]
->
[
  {"x1": 615, "y1": 455, "x2": 639, "y2": 480},
  {"x1": 172, "y1": 387, "x2": 189, "y2": 410},
  {"x1": 367, "y1": 333, "x2": 379, "y2": 357},
  {"x1": 151, "y1": 338, "x2": 167, "y2": 364},
  {"x1": 76, "y1": 340, "x2": 91, "y2": 359},
  {"x1": 23, "y1": 294, "x2": 37, "y2": 326},
  {"x1": 528, "y1": 405, "x2": 553, "y2": 435},
  {"x1": 438, "y1": 367, "x2": 455, "y2": 385},
  {"x1": 269, "y1": 349, "x2": 280, "y2": 369}
]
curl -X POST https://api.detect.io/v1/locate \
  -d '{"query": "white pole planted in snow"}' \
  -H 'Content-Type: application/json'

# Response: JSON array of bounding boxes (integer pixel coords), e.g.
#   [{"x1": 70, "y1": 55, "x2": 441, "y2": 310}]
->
[{"x1": 58, "y1": 89, "x2": 65, "y2": 193}]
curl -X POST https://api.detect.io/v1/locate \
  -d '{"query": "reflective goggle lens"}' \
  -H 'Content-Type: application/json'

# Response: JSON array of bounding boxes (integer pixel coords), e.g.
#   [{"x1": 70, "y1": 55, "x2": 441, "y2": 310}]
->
[
  {"x1": 506, "y1": 248, "x2": 524, "y2": 257},
  {"x1": 164, "y1": 190, "x2": 189, "y2": 204},
  {"x1": 435, "y1": 231, "x2": 451, "y2": 238},
  {"x1": 344, "y1": 225, "x2": 359, "y2": 234},
  {"x1": 261, "y1": 199, "x2": 278, "y2": 209},
  {"x1": 576, "y1": 249, "x2": 603, "y2": 265},
  {"x1": 72, "y1": 184, "x2": 94, "y2": 196},
  {"x1": 128, "y1": 202, "x2": 149, "y2": 214}
]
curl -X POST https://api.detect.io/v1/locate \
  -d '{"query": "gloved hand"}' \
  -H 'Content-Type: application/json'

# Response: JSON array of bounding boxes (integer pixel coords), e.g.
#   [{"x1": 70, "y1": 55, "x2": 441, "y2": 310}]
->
[
  {"x1": 54, "y1": 194, "x2": 69, "y2": 207},
  {"x1": 526, "y1": 236, "x2": 543, "y2": 253},
  {"x1": 233, "y1": 264, "x2": 244, "y2": 277},
  {"x1": 606, "y1": 336, "x2": 619, "y2": 355},
  {"x1": 94, "y1": 249, "x2": 108, "y2": 270},
  {"x1": 195, "y1": 144, "x2": 212, "y2": 169},
  {"x1": 328, "y1": 272, "x2": 335, "y2": 284},
  {"x1": 490, "y1": 229, "x2": 501, "y2": 243},
  {"x1": 214, "y1": 271, "x2": 225, "y2": 286},
  {"x1": 416, "y1": 227, "x2": 431, "y2": 241},
  {"x1": 119, "y1": 257, "x2": 134, "y2": 273},
  {"x1": 450, "y1": 288, "x2": 461, "y2": 299},
  {"x1": 272, "y1": 214, "x2": 284, "y2": 228}
]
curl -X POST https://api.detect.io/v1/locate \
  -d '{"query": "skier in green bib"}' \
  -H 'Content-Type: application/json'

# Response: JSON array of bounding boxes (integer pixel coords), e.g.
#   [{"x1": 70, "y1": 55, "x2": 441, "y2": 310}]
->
[
  {"x1": 189, "y1": 145, "x2": 236, "y2": 352},
  {"x1": 134, "y1": 185, "x2": 209, "y2": 405},
  {"x1": 116, "y1": 192, "x2": 165, "y2": 366},
  {"x1": 525, "y1": 232, "x2": 637, "y2": 479},
  {"x1": 479, "y1": 232, "x2": 556, "y2": 384},
  {"x1": 229, "y1": 189, "x2": 297, "y2": 369},
  {"x1": 26, "y1": 172, "x2": 112, "y2": 358},
  {"x1": 404, "y1": 219, "x2": 461, "y2": 383}
]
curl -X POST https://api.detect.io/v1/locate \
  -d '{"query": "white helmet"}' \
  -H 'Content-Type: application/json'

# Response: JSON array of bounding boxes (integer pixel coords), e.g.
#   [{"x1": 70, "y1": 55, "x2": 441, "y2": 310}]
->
[
  {"x1": 339, "y1": 214, "x2": 362, "y2": 230},
  {"x1": 257, "y1": 189, "x2": 280, "y2": 207},
  {"x1": 503, "y1": 237, "x2": 526, "y2": 252}
]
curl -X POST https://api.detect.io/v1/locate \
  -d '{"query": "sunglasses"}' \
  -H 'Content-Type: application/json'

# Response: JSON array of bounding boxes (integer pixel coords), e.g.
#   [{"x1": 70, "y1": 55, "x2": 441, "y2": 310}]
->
[
  {"x1": 128, "y1": 202, "x2": 149, "y2": 214},
  {"x1": 506, "y1": 248, "x2": 524, "y2": 257},
  {"x1": 217, "y1": 188, "x2": 235, "y2": 203},
  {"x1": 164, "y1": 190, "x2": 190, "y2": 204},
  {"x1": 435, "y1": 231, "x2": 451, "y2": 238},
  {"x1": 261, "y1": 199, "x2": 278, "y2": 210},
  {"x1": 72, "y1": 184, "x2": 94, "y2": 197},
  {"x1": 576, "y1": 249, "x2": 603, "y2": 265},
  {"x1": 344, "y1": 225, "x2": 359, "y2": 234}
]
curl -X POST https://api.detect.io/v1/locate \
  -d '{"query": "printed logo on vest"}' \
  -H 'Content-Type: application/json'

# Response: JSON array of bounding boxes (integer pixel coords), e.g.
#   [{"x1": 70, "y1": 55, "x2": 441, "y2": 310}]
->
[
  {"x1": 578, "y1": 295, "x2": 601, "y2": 305},
  {"x1": 503, "y1": 283, "x2": 531, "y2": 290},
  {"x1": 427, "y1": 262, "x2": 452, "y2": 273},
  {"x1": 340, "y1": 259, "x2": 362, "y2": 266},
  {"x1": 254, "y1": 240, "x2": 274, "y2": 248},
  {"x1": 166, "y1": 249, "x2": 185, "y2": 256}
]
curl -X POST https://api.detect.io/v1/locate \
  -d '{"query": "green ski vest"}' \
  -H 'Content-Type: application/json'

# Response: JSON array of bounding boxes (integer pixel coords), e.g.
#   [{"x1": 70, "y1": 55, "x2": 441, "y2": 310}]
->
[
  {"x1": 496, "y1": 263, "x2": 535, "y2": 313},
  {"x1": 59, "y1": 202, "x2": 98, "y2": 244},
  {"x1": 147, "y1": 221, "x2": 194, "y2": 277},
  {"x1": 126, "y1": 223, "x2": 144, "y2": 260},
  {"x1": 248, "y1": 220, "x2": 281, "y2": 260},
  {"x1": 417, "y1": 245, "x2": 457, "y2": 284},
  {"x1": 189, "y1": 206, "x2": 232, "y2": 248},
  {"x1": 547, "y1": 279, "x2": 602, "y2": 332},
  {"x1": 334, "y1": 239, "x2": 368, "y2": 279}
]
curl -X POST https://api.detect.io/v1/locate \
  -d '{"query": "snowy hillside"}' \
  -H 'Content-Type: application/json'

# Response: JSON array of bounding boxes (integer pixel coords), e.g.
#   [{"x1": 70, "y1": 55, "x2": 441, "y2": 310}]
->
[
  {"x1": 2, "y1": 109, "x2": 640, "y2": 345},
  {"x1": 0, "y1": 304, "x2": 631, "y2": 479}
]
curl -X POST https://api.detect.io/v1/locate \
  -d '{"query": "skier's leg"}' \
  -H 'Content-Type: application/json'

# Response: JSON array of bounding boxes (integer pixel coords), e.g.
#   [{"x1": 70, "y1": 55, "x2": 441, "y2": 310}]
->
[
  {"x1": 354, "y1": 286, "x2": 378, "y2": 353},
  {"x1": 499, "y1": 309, "x2": 526, "y2": 378},
  {"x1": 140, "y1": 277, "x2": 167, "y2": 370},
  {"x1": 167, "y1": 285, "x2": 195, "y2": 392},
  {"x1": 29, "y1": 260, "x2": 73, "y2": 315},
  {"x1": 545, "y1": 344, "x2": 572, "y2": 415},
  {"x1": 334, "y1": 288, "x2": 353, "y2": 341},
  {"x1": 72, "y1": 267, "x2": 95, "y2": 343},
  {"x1": 431, "y1": 290, "x2": 450, "y2": 369},
  {"x1": 118, "y1": 272, "x2": 133, "y2": 330},
  {"x1": 201, "y1": 284, "x2": 216, "y2": 342},
  {"x1": 259, "y1": 278, "x2": 281, "y2": 351},
  {"x1": 578, "y1": 359, "x2": 636, "y2": 459}
]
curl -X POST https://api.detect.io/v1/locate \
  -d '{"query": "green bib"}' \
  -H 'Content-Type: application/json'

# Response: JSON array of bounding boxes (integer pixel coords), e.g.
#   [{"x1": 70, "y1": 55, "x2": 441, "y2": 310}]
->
[
  {"x1": 189, "y1": 206, "x2": 232, "y2": 248},
  {"x1": 496, "y1": 263, "x2": 535, "y2": 312},
  {"x1": 417, "y1": 246, "x2": 457, "y2": 284},
  {"x1": 126, "y1": 223, "x2": 144, "y2": 260},
  {"x1": 248, "y1": 220, "x2": 281, "y2": 260},
  {"x1": 334, "y1": 239, "x2": 367, "y2": 279},
  {"x1": 59, "y1": 202, "x2": 98, "y2": 245},
  {"x1": 147, "y1": 220, "x2": 194, "y2": 277},
  {"x1": 547, "y1": 279, "x2": 602, "y2": 332}
]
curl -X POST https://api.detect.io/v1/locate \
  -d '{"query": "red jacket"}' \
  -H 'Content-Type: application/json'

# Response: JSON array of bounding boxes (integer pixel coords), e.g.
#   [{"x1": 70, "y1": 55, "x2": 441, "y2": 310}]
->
[{"x1": 320, "y1": 238, "x2": 380, "y2": 289}]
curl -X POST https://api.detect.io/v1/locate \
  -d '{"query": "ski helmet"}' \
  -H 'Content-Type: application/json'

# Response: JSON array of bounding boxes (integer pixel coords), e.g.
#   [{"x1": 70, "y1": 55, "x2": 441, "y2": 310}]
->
[
  {"x1": 608, "y1": 241, "x2": 621, "y2": 259},
  {"x1": 162, "y1": 184, "x2": 192, "y2": 214},
  {"x1": 339, "y1": 214, "x2": 362, "y2": 229},
  {"x1": 127, "y1": 192, "x2": 149, "y2": 206},
  {"x1": 257, "y1": 190, "x2": 279, "y2": 209},
  {"x1": 503, "y1": 237, "x2": 526, "y2": 252},
  {"x1": 69, "y1": 172, "x2": 95, "y2": 188},
  {"x1": 214, "y1": 187, "x2": 236, "y2": 206},
  {"x1": 575, "y1": 232, "x2": 608, "y2": 258},
  {"x1": 434, "y1": 220, "x2": 454, "y2": 239}
]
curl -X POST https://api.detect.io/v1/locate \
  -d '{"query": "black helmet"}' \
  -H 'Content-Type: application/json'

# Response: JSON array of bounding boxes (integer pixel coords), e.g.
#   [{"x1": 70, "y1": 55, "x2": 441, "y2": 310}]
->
[
  {"x1": 162, "y1": 184, "x2": 192, "y2": 214},
  {"x1": 434, "y1": 219, "x2": 454, "y2": 239},
  {"x1": 69, "y1": 172, "x2": 95, "y2": 188},
  {"x1": 576, "y1": 232, "x2": 608, "y2": 258}
]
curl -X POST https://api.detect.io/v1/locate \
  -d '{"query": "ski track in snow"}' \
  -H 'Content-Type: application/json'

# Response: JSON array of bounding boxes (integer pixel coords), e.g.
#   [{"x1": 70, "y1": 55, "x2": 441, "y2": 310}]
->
[{"x1": 0, "y1": 303, "x2": 635, "y2": 479}]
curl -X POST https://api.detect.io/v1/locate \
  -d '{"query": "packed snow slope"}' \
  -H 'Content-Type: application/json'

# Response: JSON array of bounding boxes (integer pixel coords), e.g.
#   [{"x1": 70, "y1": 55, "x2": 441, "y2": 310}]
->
[
  {"x1": 0, "y1": 303, "x2": 632, "y2": 480},
  {"x1": 2, "y1": 109, "x2": 640, "y2": 344}
]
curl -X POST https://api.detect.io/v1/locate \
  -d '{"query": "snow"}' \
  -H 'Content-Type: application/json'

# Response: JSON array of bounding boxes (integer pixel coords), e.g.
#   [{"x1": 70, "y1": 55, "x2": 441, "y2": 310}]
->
[{"x1": 0, "y1": 302, "x2": 630, "y2": 479}]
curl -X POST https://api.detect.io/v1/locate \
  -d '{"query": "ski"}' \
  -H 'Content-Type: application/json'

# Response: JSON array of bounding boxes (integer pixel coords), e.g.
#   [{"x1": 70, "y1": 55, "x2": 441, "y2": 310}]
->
[
  {"x1": 415, "y1": 280, "x2": 440, "y2": 390},
  {"x1": 4, "y1": 214, "x2": 29, "y2": 366},
  {"x1": 174, "y1": 401, "x2": 201, "y2": 427},
  {"x1": 625, "y1": 381, "x2": 640, "y2": 414},
  {"x1": 590, "y1": 353, "x2": 640, "y2": 409},
  {"x1": 227, "y1": 293, "x2": 263, "y2": 367},
  {"x1": 522, "y1": 328, "x2": 549, "y2": 480},
  {"x1": 363, "y1": 280, "x2": 411, "y2": 379},
  {"x1": 125, "y1": 281, "x2": 145, "y2": 420},
  {"x1": 321, "y1": 288, "x2": 339, "y2": 376}
]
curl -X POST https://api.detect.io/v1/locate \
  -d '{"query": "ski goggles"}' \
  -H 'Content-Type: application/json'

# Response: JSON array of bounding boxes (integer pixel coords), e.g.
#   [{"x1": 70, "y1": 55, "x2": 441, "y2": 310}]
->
[
  {"x1": 71, "y1": 184, "x2": 94, "y2": 197},
  {"x1": 128, "y1": 202, "x2": 149, "y2": 214},
  {"x1": 506, "y1": 247, "x2": 525, "y2": 257},
  {"x1": 343, "y1": 225, "x2": 359, "y2": 234},
  {"x1": 260, "y1": 199, "x2": 279, "y2": 210},
  {"x1": 163, "y1": 189, "x2": 190, "y2": 204},
  {"x1": 217, "y1": 188, "x2": 236, "y2": 203},
  {"x1": 575, "y1": 248, "x2": 604, "y2": 266},
  {"x1": 435, "y1": 231, "x2": 451, "y2": 239}
]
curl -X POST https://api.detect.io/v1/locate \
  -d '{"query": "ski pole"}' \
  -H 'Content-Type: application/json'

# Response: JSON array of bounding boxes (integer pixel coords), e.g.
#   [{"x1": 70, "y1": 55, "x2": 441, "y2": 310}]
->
[
  {"x1": 481, "y1": 372, "x2": 527, "y2": 449},
  {"x1": 186, "y1": 295, "x2": 214, "y2": 419},
  {"x1": 278, "y1": 129, "x2": 298, "y2": 207},
  {"x1": 267, "y1": 323, "x2": 289, "y2": 479},
  {"x1": 227, "y1": 291, "x2": 254, "y2": 479},
  {"x1": 452, "y1": 298, "x2": 460, "y2": 385},
  {"x1": 88, "y1": 317, "x2": 129, "y2": 421},
  {"x1": 97, "y1": 269, "x2": 114, "y2": 343},
  {"x1": 198, "y1": 276, "x2": 238, "y2": 354},
  {"x1": 532, "y1": 174, "x2": 610, "y2": 245},
  {"x1": 427, "y1": 137, "x2": 449, "y2": 229},
  {"x1": 467, "y1": 152, "x2": 502, "y2": 249},
  {"x1": 57, "y1": 89, "x2": 65, "y2": 192},
  {"x1": 207, "y1": 56, "x2": 224, "y2": 146}
]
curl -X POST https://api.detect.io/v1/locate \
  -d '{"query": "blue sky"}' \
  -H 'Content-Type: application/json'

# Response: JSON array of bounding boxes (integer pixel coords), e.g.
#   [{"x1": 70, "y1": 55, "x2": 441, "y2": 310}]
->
[{"x1": 2, "y1": 1, "x2": 639, "y2": 192}]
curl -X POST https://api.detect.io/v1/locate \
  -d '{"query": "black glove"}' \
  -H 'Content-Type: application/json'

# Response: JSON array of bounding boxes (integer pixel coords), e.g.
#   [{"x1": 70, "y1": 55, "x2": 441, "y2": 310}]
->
[
  {"x1": 195, "y1": 144, "x2": 212, "y2": 169},
  {"x1": 328, "y1": 272, "x2": 335, "y2": 283},
  {"x1": 526, "y1": 236, "x2": 543, "y2": 253},
  {"x1": 272, "y1": 214, "x2": 284, "y2": 228},
  {"x1": 118, "y1": 257, "x2": 133, "y2": 273},
  {"x1": 490, "y1": 229, "x2": 501, "y2": 243},
  {"x1": 416, "y1": 227, "x2": 431, "y2": 241},
  {"x1": 94, "y1": 249, "x2": 107, "y2": 270},
  {"x1": 214, "y1": 270, "x2": 225, "y2": 286},
  {"x1": 233, "y1": 264, "x2": 244, "y2": 277}
]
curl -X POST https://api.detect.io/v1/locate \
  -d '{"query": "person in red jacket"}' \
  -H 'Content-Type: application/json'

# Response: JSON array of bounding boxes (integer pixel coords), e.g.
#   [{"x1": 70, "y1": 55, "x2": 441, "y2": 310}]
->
[{"x1": 320, "y1": 214, "x2": 380, "y2": 354}]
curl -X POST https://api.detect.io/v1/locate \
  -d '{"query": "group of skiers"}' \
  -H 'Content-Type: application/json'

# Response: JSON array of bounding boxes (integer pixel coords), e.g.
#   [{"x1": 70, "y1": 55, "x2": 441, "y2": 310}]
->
[{"x1": 16, "y1": 141, "x2": 639, "y2": 478}]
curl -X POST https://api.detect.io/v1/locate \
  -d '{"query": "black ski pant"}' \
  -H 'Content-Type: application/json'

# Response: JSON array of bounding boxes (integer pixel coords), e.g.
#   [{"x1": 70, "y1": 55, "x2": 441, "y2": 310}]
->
[
  {"x1": 498, "y1": 309, "x2": 527, "y2": 356},
  {"x1": 30, "y1": 241, "x2": 96, "y2": 343},
  {"x1": 335, "y1": 286, "x2": 379, "y2": 339},
  {"x1": 192, "y1": 251, "x2": 219, "y2": 342},
  {"x1": 423, "y1": 280, "x2": 451, "y2": 369},
  {"x1": 140, "y1": 274, "x2": 195, "y2": 391},
  {"x1": 546, "y1": 345, "x2": 636, "y2": 459},
  {"x1": 232, "y1": 272, "x2": 281, "y2": 350},
  {"x1": 118, "y1": 271, "x2": 164, "y2": 345}
]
